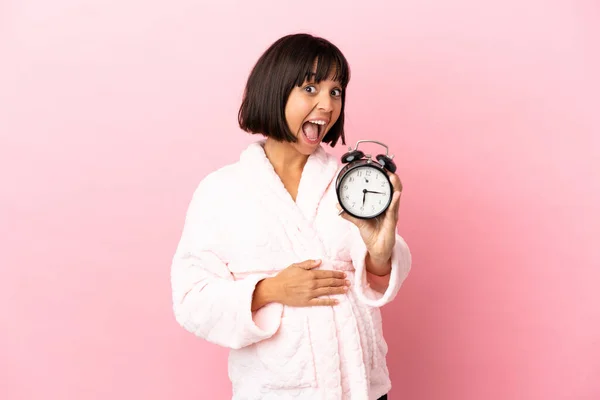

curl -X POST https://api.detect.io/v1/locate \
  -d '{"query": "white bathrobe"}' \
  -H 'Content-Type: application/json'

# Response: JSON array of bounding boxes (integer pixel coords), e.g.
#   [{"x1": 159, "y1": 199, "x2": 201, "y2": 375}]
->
[{"x1": 171, "y1": 139, "x2": 412, "y2": 399}]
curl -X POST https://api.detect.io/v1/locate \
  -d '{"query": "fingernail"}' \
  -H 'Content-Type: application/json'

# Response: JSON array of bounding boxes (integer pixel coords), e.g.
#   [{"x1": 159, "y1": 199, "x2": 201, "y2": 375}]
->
[{"x1": 345, "y1": 280, "x2": 351, "y2": 285}]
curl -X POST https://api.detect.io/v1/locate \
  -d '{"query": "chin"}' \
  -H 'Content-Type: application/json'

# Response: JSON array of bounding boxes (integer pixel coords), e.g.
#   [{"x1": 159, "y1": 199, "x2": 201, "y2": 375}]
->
[
  {"x1": 292, "y1": 144, "x2": 317, "y2": 156},
  {"x1": 299, "y1": 138, "x2": 323, "y2": 152},
  {"x1": 295, "y1": 132, "x2": 325, "y2": 154}
]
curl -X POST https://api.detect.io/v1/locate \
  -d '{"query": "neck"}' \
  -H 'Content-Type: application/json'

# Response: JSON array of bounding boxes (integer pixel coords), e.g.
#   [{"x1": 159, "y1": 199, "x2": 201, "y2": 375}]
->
[{"x1": 263, "y1": 137, "x2": 309, "y2": 176}]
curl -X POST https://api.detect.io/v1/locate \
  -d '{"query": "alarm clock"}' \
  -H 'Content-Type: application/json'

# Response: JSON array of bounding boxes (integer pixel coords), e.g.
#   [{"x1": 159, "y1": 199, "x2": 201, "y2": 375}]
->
[{"x1": 336, "y1": 140, "x2": 397, "y2": 220}]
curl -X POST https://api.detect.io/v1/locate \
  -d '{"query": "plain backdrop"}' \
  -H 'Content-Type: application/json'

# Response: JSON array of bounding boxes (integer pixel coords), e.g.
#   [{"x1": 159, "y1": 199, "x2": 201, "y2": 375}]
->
[{"x1": 1, "y1": 0, "x2": 599, "y2": 399}]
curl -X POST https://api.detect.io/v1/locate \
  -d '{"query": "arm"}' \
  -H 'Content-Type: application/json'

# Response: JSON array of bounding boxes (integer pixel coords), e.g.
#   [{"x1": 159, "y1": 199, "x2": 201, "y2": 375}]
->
[
  {"x1": 365, "y1": 252, "x2": 392, "y2": 276},
  {"x1": 350, "y1": 226, "x2": 412, "y2": 307},
  {"x1": 251, "y1": 277, "x2": 279, "y2": 311},
  {"x1": 337, "y1": 171, "x2": 411, "y2": 307},
  {"x1": 170, "y1": 179, "x2": 283, "y2": 349}
]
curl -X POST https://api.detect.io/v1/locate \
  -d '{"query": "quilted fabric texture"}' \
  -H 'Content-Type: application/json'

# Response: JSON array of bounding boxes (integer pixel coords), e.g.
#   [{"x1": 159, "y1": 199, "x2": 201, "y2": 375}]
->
[{"x1": 170, "y1": 140, "x2": 412, "y2": 399}]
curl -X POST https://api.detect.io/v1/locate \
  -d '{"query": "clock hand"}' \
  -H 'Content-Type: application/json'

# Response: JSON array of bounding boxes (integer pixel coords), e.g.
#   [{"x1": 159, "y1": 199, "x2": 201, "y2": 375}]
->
[
  {"x1": 362, "y1": 189, "x2": 366, "y2": 206},
  {"x1": 365, "y1": 190, "x2": 385, "y2": 194}
]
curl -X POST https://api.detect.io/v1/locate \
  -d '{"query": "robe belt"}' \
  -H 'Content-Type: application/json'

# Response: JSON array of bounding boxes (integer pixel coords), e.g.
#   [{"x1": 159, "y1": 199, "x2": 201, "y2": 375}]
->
[{"x1": 230, "y1": 259, "x2": 355, "y2": 280}]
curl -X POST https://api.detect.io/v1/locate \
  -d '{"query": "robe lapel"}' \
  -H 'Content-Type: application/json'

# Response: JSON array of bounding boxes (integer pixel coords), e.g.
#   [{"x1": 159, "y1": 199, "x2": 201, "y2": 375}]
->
[
  {"x1": 295, "y1": 143, "x2": 340, "y2": 223},
  {"x1": 239, "y1": 140, "x2": 339, "y2": 226},
  {"x1": 239, "y1": 140, "x2": 300, "y2": 220}
]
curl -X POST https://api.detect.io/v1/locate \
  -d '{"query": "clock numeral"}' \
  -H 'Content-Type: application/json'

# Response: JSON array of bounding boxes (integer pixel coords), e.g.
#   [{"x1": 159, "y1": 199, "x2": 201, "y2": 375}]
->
[
  {"x1": 380, "y1": 181, "x2": 385, "y2": 187},
  {"x1": 357, "y1": 171, "x2": 362, "y2": 177},
  {"x1": 366, "y1": 170, "x2": 372, "y2": 176},
  {"x1": 344, "y1": 195, "x2": 350, "y2": 200},
  {"x1": 349, "y1": 177, "x2": 354, "y2": 182},
  {"x1": 343, "y1": 185, "x2": 348, "y2": 190}
]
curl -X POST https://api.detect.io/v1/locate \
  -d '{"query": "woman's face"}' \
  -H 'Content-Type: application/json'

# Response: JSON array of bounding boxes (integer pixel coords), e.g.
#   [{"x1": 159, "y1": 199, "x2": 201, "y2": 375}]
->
[{"x1": 284, "y1": 72, "x2": 343, "y2": 155}]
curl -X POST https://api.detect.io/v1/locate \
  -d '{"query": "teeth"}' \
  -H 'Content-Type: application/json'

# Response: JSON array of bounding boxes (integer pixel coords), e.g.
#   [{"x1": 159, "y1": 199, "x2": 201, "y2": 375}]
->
[{"x1": 309, "y1": 120, "x2": 326, "y2": 125}]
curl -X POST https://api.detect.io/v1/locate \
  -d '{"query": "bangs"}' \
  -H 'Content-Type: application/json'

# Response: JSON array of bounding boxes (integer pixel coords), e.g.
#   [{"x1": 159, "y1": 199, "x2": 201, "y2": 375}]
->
[{"x1": 293, "y1": 46, "x2": 350, "y2": 88}]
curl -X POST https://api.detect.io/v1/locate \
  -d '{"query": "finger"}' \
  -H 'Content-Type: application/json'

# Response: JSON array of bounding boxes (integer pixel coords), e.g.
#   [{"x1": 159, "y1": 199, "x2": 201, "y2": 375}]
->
[
  {"x1": 386, "y1": 170, "x2": 403, "y2": 193},
  {"x1": 313, "y1": 278, "x2": 350, "y2": 288},
  {"x1": 311, "y1": 286, "x2": 348, "y2": 298},
  {"x1": 388, "y1": 190, "x2": 401, "y2": 221},
  {"x1": 312, "y1": 270, "x2": 347, "y2": 279},
  {"x1": 297, "y1": 259, "x2": 322, "y2": 270},
  {"x1": 308, "y1": 297, "x2": 339, "y2": 306},
  {"x1": 380, "y1": 193, "x2": 401, "y2": 230}
]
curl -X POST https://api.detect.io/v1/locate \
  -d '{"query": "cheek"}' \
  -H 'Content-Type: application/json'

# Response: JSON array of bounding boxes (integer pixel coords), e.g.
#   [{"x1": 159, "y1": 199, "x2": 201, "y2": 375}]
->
[
  {"x1": 284, "y1": 102, "x2": 298, "y2": 127},
  {"x1": 331, "y1": 103, "x2": 342, "y2": 123},
  {"x1": 287, "y1": 108, "x2": 303, "y2": 129},
  {"x1": 287, "y1": 100, "x2": 311, "y2": 125}
]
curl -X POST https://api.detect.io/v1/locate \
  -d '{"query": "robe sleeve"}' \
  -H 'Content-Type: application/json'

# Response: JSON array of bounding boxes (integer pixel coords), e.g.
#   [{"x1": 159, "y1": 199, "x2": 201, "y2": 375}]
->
[
  {"x1": 350, "y1": 226, "x2": 412, "y2": 307},
  {"x1": 170, "y1": 177, "x2": 283, "y2": 349}
]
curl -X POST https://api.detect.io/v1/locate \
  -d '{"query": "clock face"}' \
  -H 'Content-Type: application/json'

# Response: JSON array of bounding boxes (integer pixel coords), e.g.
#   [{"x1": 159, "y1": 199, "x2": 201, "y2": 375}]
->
[{"x1": 338, "y1": 165, "x2": 392, "y2": 219}]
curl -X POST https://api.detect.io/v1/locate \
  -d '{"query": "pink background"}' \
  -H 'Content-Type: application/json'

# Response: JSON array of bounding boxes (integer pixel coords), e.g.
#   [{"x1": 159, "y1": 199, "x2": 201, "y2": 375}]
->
[{"x1": 1, "y1": 0, "x2": 599, "y2": 399}]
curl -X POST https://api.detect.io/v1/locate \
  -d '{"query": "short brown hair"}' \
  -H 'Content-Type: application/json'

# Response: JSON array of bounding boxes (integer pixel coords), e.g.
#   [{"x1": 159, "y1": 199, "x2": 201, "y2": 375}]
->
[{"x1": 238, "y1": 33, "x2": 351, "y2": 148}]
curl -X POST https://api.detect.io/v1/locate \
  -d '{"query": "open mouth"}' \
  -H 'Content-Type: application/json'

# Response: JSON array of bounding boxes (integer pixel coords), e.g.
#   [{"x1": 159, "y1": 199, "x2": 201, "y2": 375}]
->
[{"x1": 301, "y1": 119, "x2": 328, "y2": 144}]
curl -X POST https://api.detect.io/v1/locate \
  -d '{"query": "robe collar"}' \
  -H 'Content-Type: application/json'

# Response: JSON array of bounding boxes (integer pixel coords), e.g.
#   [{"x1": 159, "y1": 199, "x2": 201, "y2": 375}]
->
[{"x1": 239, "y1": 139, "x2": 340, "y2": 224}]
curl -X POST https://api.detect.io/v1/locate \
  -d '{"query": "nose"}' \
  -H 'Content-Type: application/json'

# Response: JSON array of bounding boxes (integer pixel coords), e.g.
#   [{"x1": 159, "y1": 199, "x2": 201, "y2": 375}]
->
[{"x1": 317, "y1": 92, "x2": 333, "y2": 112}]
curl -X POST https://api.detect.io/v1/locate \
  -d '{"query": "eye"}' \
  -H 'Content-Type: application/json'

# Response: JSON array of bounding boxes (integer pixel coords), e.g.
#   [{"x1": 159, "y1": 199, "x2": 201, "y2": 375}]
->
[
  {"x1": 331, "y1": 88, "x2": 342, "y2": 97},
  {"x1": 304, "y1": 85, "x2": 317, "y2": 94}
]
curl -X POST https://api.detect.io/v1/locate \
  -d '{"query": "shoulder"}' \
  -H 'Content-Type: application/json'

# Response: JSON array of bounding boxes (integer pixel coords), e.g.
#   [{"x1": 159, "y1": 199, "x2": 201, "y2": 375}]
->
[
  {"x1": 189, "y1": 162, "x2": 244, "y2": 207},
  {"x1": 195, "y1": 163, "x2": 239, "y2": 189}
]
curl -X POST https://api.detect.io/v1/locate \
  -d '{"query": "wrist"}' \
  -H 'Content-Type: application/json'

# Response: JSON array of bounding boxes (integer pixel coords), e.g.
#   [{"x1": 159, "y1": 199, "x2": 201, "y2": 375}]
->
[
  {"x1": 365, "y1": 252, "x2": 392, "y2": 276},
  {"x1": 252, "y1": 277, "x2": 279, "y2": 311},
  {"x1": 262, "y1": 277, "x2": 281, "y2": 303}
]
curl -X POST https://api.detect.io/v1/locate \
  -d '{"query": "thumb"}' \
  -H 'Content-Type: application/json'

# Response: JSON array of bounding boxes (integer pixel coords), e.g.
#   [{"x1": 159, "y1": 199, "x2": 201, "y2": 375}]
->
[
  {"x1": 387, "y1": 190, "x2": 401, "y2": 222},
  {"x1": 298, "y1": 259, "x2": 322, "y2": 270}
]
